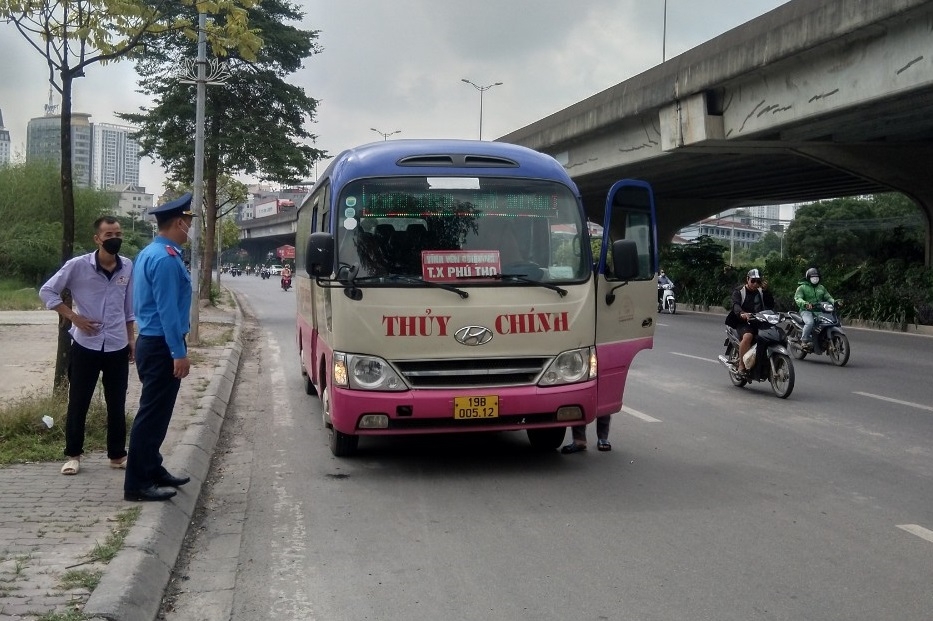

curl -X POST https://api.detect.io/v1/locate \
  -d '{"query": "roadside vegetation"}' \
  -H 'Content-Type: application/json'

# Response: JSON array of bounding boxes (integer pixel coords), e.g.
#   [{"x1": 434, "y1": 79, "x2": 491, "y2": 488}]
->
[
  {"x1": 0, "y1": 389, "x2": 112, "y2": 466},
  {"x1": 661, "y1": 193, "x2": 933, "y2": 327}
]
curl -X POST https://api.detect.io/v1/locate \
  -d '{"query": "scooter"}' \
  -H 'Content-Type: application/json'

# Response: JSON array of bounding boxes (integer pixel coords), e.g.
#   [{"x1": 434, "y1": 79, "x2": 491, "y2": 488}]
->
[
  {"x1": 281, "y1": 276, "x2": 292, "y2": 291},
  {"x1": 260, "y1": 268, "x2": 270, "y2": 280},
  {"x1": 658, "y1": 283, "x2": 676, "y2": 314},
  {"x1": 718, "y1": 309, "x2": 795, "y2": 398},
  {"x1": 785, "y1": 301, "x2": 850, "y2": 366}
]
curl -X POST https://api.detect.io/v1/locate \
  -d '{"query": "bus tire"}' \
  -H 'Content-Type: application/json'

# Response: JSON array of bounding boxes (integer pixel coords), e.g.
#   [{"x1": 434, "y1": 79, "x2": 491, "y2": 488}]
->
[
  {"x1": 527, "y1": 427, "x2": 566, "y2": 452},
  {"x1": 329, "y1": 428, "x2": 359, "y2": 457}
]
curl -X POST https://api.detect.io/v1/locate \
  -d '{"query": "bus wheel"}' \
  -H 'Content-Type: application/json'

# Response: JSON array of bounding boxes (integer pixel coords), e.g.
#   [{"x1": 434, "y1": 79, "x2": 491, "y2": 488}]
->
[
  {"x1": 527, "y1": 427, "x2": 566, "y2": 452},
  {"x1": 329, "y1": 428, "x2": 359, "y2": 457},
  {"x1": 300, "y1": 350, "x2": 316, "y2": 395}
]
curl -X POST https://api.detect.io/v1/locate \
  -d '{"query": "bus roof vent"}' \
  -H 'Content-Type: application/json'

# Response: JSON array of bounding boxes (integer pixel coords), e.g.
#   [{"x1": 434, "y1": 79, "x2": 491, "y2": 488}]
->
[{"x1": 397, "y1": 154, "x2": 519, "y2": 168}]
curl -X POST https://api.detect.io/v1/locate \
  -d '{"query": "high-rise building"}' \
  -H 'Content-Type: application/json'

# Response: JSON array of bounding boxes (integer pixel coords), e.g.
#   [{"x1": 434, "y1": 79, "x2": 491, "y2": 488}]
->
[
  {"x1": 91, "y1": 123, "x2": 140, "y2": 188},
  {"x1": 26, "y1": 113, "x2": 93, "y2": 187},
  {"x1": 0, "y1": 108, "x2": 11, "y2": 165}
]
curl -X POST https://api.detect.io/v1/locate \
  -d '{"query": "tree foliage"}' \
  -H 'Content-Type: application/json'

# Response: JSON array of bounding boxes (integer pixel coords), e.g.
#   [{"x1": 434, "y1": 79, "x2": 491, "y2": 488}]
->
[
  {"x1": 118, "y1": 0, "x2": 325, "y2": 298},
  {"x1": 661, "y1": 194, "x2": 932, "y2": 325},
  {"x1": 0, "y1": 0, "x2": 263, "y2": 263},
  {"x1": 0, "y1": 160, "x2": 113, "y2": 286}
]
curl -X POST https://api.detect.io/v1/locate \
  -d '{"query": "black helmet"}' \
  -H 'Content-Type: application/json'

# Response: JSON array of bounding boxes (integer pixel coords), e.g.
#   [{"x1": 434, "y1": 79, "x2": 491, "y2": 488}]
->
[{"x1": 805, "y1": 267, "x2": 820, "y2": 279}]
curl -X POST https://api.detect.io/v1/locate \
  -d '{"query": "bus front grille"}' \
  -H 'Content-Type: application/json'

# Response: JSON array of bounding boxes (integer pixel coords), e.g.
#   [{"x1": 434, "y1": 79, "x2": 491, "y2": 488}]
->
[{"x1": 393, "y1": 357, "x2": 550, "y2": 388}]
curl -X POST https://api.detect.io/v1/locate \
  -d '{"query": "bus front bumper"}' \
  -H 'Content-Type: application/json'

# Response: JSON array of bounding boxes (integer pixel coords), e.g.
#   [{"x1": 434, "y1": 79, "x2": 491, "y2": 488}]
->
[{"x1": 328, "y1": 382, "x2": 598, "y2": 436}]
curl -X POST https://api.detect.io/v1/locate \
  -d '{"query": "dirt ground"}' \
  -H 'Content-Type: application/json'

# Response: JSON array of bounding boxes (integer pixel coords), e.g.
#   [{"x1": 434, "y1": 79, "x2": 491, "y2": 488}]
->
[{"x1": 0, "y1": 324, "x2": 59, "y2": 404}]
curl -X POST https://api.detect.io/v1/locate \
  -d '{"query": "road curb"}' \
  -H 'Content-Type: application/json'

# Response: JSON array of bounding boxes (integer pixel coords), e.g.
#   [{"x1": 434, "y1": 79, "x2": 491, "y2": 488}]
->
[{"x1": 83, "y1": 292, "x2": 244, "y2": 621}]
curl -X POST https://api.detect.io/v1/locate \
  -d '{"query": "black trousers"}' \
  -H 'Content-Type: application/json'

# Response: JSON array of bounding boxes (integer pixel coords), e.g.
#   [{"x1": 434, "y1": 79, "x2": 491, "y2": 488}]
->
[
  {"x1": 124, "y1": 335, "x2": 180, "y2": 492},
  {"x1": 65, "y1": 341, "x2": 129, "y2": 459}
]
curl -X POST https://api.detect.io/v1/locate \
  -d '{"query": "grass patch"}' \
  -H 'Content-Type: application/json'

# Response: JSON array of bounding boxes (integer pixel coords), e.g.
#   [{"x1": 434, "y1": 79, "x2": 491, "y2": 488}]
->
[
  {"x1": 0, "y1": 279, "x2": 43, "y2": 311},
  {"x1": 0, "y1": 389, "x2": 117, "y2": 466},
  {"x1": 89, "y1": 506, "x2": 140, "y2": 563},
  {"x1": 58, "y1": 568, "x2": 102, "y2": 591},
  {"x1": 34, "y1": 609, "x2": 89, "y2": 621}
]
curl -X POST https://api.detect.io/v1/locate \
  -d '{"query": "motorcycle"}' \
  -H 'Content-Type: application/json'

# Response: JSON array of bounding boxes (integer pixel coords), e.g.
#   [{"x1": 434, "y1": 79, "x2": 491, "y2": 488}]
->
[
  {"x1": 718, "y1": 309, "x2": 795, "y2": 398},
  {"x1": 785, "y1": 301, "x2": 850, "y2": 366},
  {"x1": 658, "y1": 283, "x2": 676, "y2": 314},
  {"x1": 260, "y1": 268, "x2": 271, "y2": 280},
  {"x1": 281, "y1": 275, "x2": 292, "y2": 291}
]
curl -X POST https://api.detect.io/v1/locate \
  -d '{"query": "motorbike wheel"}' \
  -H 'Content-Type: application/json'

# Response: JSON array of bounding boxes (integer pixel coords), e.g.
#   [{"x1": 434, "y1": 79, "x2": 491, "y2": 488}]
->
[
  {"x1": 726, "y1": 344, "x2": 747, "y2": 387},
  {"x1": 788, "y1": 328, "x2": 808, "y2": 360},
  {"x1": 769, "y1": 353, "x2": 795, "y2": 399},
  {"x1": 828, "y1": 333, "x2": 850, "y2": 367}
]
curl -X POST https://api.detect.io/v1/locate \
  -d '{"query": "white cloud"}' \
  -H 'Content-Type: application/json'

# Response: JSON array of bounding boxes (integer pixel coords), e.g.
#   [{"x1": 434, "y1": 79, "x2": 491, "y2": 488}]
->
[{"x1": 1, "y1": 0, "x2": 788, "y2": 193}]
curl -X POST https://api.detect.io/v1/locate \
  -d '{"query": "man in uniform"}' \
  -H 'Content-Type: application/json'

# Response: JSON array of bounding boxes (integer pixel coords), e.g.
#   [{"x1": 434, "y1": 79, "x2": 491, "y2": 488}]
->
[{"x1": 124, "y1": 193, "x2": 195, "y2": 502}]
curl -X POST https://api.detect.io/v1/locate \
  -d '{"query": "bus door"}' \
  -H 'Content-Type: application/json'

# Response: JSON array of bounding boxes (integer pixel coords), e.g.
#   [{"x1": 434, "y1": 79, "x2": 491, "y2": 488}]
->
[{"x1": 593, "y1": 180, "x2": 658, "y2": 415}]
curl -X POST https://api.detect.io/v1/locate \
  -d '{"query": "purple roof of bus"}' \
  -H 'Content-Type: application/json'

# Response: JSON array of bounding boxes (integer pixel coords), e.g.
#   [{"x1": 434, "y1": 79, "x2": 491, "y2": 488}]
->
[{"x1": 314, "y1": 139, "x2": 580, "y2": 197}]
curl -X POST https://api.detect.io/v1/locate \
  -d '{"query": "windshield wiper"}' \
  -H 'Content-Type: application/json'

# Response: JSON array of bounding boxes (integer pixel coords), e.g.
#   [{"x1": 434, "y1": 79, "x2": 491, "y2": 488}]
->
[
  {"x1": 346, "y1": 273, "x2": 469, "y2": 298},
  {"x1": 457, "y1": 273, "x2": 567, "y2": 297}
]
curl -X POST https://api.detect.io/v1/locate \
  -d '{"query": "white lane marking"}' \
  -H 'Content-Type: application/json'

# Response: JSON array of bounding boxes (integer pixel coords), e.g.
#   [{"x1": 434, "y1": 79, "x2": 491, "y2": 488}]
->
[
  {"x1": 621, "y1": 406, "x2": 661, "y2": 423},
  {"x1": 897, "y1": 524, "x2": 933, "y2": 544},
  {"x1": 671, "y1": 351, "x2": 719, "y2": 364},
  {"x1": 854, "y1": 392, "x2": 933, "y2": 413}
]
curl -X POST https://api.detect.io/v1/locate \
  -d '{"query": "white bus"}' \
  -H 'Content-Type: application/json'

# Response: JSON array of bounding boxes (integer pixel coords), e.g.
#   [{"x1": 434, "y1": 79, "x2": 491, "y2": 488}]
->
[{"x1": 296, "y1": 139, "x2": 658, "y2": 456}]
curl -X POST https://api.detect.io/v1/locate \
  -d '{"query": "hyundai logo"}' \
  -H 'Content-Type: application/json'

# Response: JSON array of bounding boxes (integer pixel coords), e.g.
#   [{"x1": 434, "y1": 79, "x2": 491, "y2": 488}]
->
[{"x1": 454, "y1": 325, "x2": 494, "y2": 346}]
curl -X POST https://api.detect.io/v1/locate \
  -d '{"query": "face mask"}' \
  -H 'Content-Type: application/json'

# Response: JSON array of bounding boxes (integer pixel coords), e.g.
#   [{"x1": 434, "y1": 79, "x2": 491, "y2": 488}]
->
[
  {"x1": 180, "y1": 219, "x2": 194, "y2": 242},
  {"x1": 101, "y1": 237, "x2": 122, "y2": 255},
  {"x1": 809, "y1": 277, "x2": 820, "y2": 285}
]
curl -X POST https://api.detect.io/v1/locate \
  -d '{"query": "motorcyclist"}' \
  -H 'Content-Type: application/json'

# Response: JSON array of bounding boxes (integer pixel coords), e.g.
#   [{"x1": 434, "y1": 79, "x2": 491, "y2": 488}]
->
[
  {"x1": 281, "y1": 264, "x2": 292, "y2": 289},
  {"x1": 657, "y1": 269, "x2": 674, "y2": 311},
  {"x1": 793, "y1": 267, "x2": 836, "y2": 352},
  {"x1": 725, "y1": 268, "x2": 775, "y2": 375}
]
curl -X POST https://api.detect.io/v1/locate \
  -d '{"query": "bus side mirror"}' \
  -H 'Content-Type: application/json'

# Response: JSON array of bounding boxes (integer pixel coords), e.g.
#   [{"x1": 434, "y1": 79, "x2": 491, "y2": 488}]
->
[
  {"x1": 305, "y1": 232, "x2": 335, "y2": 277},
  {"x1": 611, "y1": 239, "x2": 639, "y2": 280}
]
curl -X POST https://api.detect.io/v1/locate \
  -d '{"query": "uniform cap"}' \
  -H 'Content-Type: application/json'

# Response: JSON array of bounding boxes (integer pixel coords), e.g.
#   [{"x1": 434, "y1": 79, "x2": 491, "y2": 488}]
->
[
  {"x1": 150, "y1": 192, "x2": 196, "y2": 224},
  {"x1": 747, "y1": 268, "x2": 761, "y2": 280}
]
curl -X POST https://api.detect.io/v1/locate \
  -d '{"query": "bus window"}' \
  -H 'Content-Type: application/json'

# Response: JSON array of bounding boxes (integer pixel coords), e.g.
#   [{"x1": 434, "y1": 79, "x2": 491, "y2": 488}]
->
[{"x1": 334, "y1": 176, "x2": 589, "y2": 282}]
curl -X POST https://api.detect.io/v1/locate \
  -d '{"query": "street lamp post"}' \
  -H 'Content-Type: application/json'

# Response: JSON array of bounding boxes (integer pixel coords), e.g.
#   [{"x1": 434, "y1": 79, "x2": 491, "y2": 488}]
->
[
  {"x1": 178, "y1": 11, "x2": 230, "y2": 343},
  {"x1": 461, "y1": 79, "x2": 502, "y2": 140},
  {"x1": 371, "y1": 127, "x2": 401, "y2": 141},
  {"x1": 663, "y1": 0, "x2": 668, "y2": 62}
]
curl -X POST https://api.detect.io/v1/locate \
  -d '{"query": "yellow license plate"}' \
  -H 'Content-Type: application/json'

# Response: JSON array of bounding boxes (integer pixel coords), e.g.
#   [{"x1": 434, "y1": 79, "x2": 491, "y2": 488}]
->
[{"x1": 453, "y1": 396, "x2": 499, "y2": 419}]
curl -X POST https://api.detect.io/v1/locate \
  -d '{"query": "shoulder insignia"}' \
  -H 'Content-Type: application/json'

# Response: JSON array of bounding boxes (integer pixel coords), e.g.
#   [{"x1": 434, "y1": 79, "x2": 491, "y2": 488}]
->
[{"x1": 165, "y1": 245, "x2": 178, "y2": 256}]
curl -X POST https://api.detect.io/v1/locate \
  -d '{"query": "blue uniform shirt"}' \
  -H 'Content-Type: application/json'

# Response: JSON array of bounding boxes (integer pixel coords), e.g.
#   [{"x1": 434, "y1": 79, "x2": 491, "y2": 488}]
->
[{"x1": 133, "y1": 236, "x2": 191, "y2": 359}]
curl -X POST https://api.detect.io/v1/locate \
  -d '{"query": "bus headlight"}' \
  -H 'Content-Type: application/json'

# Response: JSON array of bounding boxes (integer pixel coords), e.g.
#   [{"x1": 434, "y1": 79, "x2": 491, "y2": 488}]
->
[
  {"x1": 333, "y1": 352, "x2": 407, "y2": 391},
  {"x1": 539, "y1": 347, "x2": 595, "y2": 386}
]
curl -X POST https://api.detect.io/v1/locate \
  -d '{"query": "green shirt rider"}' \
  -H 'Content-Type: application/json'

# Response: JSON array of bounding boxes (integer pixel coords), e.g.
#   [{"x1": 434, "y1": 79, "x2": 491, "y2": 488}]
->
[{"x1": 793, "y1": 267, "x2": 836, "y2": 351}]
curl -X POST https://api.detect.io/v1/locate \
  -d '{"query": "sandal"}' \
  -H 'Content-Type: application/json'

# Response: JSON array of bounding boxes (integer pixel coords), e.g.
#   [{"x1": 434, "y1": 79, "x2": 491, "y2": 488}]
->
[
  {"x1": 61, "y1": 459, "x2": 80, "y2": 475},
  {"x1": 109, "y1": 457, "x2": 128, "y2": 469},
  {"x1": 597, "y1": 440, "x2": 612, "y2": 452},
  {"x1": 560, "y1": 443, "x2": 587, "y2": 454}
]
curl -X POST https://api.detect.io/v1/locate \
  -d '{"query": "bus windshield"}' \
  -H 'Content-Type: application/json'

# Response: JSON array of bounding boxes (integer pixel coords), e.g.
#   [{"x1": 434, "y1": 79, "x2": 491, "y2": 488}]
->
[{"x1": 335, "y1": 177, "x2": 589, "y2": 283}]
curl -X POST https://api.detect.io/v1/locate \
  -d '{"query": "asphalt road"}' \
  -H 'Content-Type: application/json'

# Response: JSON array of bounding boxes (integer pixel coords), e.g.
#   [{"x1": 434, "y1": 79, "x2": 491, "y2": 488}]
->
[{"x1": 166, "y1": 276, "x2": 933, "y2": 621}]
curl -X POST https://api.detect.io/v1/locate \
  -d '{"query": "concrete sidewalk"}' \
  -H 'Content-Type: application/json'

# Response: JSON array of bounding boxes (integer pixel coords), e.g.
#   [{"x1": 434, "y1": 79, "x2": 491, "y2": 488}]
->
[{"x1": 0, "y1": 297, "x2": 242, "y2": 621}]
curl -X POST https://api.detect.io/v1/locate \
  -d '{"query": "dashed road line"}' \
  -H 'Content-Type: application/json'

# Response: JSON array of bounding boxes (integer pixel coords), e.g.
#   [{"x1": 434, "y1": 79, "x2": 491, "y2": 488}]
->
[
  {"x1": 854, "y1": 392, "x2": 933, "y2": 412},
  {"x1": 671, "y1": 351, "x2": 719, "y2": 364},
  {"x1": 896, "y1": 524, "x2": 933, "y2": 544},
  {"x1": 621, "y1": 406, "x2": 661, "y2": 423}
]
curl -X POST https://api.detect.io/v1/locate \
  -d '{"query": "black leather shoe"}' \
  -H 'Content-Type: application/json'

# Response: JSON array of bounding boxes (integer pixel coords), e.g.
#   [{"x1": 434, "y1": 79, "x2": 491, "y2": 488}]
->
[
  {"x1": 125, "y1": 485, "x2": 177, "y2": 502},
  {"x1": 155, "y1": 473, "x2": 190, "y2": 487}
]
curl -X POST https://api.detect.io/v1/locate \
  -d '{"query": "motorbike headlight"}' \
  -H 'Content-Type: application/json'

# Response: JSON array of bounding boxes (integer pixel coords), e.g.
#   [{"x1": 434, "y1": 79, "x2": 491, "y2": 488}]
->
[
  {"x1": 333, "y1": 352, "x2": 407, "y2": 391},
  {"x1": 539, "y1": 347, "x2": 595, "y2": 386}
]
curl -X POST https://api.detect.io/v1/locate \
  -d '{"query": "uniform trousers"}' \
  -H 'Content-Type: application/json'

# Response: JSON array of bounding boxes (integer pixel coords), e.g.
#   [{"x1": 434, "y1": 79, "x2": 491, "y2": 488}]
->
[
  {"x1": 65, "y1": 341, "x2": 129, "y2": 459},
  {"x1": 124, "y1": 335, "x2": 181, "y2": 492},
  {"x1": 570, "y1": 413, "x2": 612, "y2": 443}
]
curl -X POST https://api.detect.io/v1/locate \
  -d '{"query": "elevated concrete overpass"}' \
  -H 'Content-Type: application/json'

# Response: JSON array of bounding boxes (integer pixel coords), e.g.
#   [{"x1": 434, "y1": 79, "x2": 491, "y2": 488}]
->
[
  {"x1": 500, "y1": 0, "x2": 933, "y2": 264},
  {"x1": 238, "y1": 211, "x2": 296, "y2": 262}
]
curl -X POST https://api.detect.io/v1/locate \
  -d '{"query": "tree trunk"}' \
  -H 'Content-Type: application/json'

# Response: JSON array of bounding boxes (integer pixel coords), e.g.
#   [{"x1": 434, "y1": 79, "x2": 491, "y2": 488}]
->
[
  {"x1": 201, "y1": 157, "x2": 219, "y2": 300},
  {"x1": 53, "y1": 71, "x2": 77, "y2": 390}
]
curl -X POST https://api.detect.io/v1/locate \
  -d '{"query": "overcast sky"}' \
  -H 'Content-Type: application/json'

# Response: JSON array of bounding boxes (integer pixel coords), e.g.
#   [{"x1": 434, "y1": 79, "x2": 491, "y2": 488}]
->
[{"x1": 0, "y1": 0, "x2": 788, "y2": 197}]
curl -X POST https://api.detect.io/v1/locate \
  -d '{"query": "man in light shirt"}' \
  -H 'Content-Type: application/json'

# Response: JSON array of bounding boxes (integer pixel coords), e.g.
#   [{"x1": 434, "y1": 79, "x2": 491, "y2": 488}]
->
[{"x1": 40, "y1": 216, "x2": 135, "y2": 475}]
